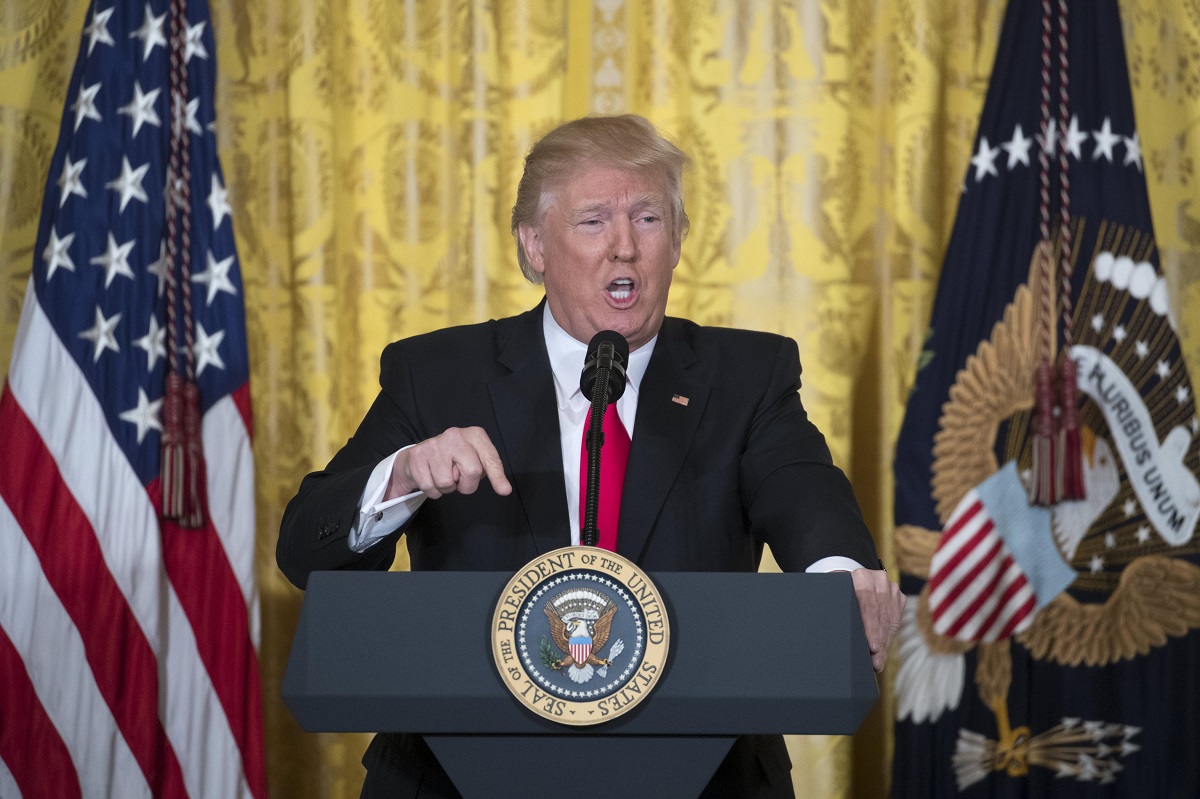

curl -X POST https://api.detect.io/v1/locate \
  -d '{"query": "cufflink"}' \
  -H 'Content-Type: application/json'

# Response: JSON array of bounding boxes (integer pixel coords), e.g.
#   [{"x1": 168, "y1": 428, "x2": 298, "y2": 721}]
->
[{"x1": 375, "y1": 511, "x2": 384, "y2": 522}]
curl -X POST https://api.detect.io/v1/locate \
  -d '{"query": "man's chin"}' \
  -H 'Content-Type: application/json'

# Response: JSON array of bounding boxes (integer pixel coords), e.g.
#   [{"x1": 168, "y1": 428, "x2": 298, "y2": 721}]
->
[{"x1": 612, "y1": 319, "x2": 662, "y2": 351}]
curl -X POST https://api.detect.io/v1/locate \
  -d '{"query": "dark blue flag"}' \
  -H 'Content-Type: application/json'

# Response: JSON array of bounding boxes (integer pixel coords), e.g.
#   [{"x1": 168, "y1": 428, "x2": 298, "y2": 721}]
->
[{"x1": 892, "y1": 0, "x2": 1200, "y2": 796}]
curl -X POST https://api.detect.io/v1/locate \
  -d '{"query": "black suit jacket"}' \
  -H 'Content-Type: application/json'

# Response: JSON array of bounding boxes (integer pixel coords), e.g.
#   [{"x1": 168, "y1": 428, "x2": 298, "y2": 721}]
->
[{"x1": 277, "y1": 304, "x2": 880, "y2": 796}]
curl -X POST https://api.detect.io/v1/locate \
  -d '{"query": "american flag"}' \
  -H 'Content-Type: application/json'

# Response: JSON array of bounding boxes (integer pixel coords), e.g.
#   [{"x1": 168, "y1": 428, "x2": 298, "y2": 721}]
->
[{"x1": 0, "y1": 1, "x2": 264, "y2": 797}]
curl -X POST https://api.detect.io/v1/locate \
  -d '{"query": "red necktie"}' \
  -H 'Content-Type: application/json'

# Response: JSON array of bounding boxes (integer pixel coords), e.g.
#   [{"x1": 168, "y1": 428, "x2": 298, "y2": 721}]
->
[{"x1": 578, "y1": 403, "x2": 630, "y2": 551}]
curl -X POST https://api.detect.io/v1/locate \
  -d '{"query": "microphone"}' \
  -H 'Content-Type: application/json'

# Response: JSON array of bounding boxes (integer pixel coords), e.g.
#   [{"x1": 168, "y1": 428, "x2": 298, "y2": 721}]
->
[
  {"x1": 579, "y1": 330, "x2": 629, "y2": 403},
  {"x1": 579, "y1": 331, "x2": 629, "y2": 547}
]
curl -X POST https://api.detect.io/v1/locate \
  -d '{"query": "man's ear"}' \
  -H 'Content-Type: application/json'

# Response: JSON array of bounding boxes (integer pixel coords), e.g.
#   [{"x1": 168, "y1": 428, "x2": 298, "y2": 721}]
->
[{"x1": 518, "y1": 223, "x2": 545, "y2": 276}]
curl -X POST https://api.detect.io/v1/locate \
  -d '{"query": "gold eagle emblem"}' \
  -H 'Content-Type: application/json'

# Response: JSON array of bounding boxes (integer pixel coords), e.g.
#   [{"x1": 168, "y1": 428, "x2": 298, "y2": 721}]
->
[
  {"x1": 542, "y1": 589, "x2": 625, "y2": 684},
  {"x1": 895, "y1": 237, "x2": 1200, "y2": 788}
]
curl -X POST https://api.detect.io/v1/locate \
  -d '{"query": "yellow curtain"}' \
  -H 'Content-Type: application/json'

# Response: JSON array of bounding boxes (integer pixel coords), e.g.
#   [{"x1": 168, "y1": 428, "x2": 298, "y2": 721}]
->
[{"x1": 1, "y1": 1, "x2": 1197, "y2": 796}]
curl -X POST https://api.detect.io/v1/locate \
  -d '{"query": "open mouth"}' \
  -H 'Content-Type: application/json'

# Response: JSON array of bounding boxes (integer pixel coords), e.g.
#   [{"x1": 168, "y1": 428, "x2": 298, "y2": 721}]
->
[{"x1": 607, "y1": 278, "x2": 634, "y2": 301}]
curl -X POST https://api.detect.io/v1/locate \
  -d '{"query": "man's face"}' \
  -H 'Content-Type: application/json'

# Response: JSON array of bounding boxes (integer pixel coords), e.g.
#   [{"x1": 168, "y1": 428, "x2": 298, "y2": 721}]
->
[{"x1": 519, "y1": 164, "x2": 681, "y2": 351}]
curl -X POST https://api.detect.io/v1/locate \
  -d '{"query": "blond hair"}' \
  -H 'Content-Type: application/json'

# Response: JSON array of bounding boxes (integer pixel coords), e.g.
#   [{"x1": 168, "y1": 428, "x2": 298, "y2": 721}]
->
[{"x1": 511, "y1": 115, "x2": 691, "y2": 283}]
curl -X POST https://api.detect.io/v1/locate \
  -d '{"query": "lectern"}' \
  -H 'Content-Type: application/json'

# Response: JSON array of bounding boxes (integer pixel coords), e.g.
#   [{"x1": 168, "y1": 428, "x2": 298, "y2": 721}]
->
[{"x1": 283, "y1": 570, "x2": 878, "y2": 798}]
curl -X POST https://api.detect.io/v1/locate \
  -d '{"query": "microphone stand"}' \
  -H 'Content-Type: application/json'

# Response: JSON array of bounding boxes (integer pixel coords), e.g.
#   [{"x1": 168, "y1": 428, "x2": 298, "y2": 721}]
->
[{"x1": 580, "y1": 342, "x2": 615, "y2": 547}]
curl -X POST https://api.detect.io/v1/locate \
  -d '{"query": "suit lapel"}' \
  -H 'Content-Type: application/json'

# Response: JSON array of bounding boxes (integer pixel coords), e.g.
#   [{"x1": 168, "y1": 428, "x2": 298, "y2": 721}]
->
[
  {"x1": 618, "y1": 319, "x2": 709, "y2": 563},
  {"x1": 489, "y1": 306, "x2": 571, "y2": 556}
]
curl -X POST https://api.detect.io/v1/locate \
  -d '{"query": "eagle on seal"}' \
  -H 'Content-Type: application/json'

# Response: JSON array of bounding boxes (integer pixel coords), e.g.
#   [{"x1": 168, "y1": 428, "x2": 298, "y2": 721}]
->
[{"x1": 545, "y1": 600, "x2": 620, "y2": 684}]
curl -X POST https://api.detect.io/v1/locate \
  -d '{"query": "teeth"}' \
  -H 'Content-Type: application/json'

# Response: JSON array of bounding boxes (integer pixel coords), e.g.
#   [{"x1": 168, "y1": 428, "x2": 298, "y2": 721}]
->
[{"x1": 608, "y1": 278, "x2": 633, "y2": 301}]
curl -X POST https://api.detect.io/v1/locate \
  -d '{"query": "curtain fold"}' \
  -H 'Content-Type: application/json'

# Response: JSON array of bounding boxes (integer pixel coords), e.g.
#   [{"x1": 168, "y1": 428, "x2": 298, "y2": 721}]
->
[{"x1": 2, "y1": 1, "x2": 1196, "y2": 796}]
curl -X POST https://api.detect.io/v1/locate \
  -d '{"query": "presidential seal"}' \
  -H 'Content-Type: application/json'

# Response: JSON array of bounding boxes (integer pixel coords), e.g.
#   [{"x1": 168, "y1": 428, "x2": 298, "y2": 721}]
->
[{"x1": 491, "y1": 547, "x2": 669, "y2": 725}]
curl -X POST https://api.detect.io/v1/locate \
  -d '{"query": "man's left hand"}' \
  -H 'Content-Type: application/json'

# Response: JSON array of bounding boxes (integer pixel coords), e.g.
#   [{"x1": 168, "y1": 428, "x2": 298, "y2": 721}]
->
[{"x1": 851, "y1": 568, "x2": 906, "y2": 673}]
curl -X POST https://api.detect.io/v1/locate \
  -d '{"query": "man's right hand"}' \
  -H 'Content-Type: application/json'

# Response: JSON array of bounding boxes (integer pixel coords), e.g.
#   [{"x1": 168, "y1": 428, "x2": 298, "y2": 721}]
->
[{"x1": 386, "y1": 426, "x2": 513, "y2": 501}]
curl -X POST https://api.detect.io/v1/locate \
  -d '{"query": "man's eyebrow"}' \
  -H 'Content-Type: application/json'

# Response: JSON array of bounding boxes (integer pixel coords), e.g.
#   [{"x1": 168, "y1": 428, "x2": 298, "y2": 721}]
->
[
  {"x1": 568, "y1": 195, "x2": 666, "y2": 218},
  {"x1": 569, "y1": 202, "x2": 610, "y2": 218},
  {"x1": 629, "y1": 194, "x2": 667, "y2": 212}
]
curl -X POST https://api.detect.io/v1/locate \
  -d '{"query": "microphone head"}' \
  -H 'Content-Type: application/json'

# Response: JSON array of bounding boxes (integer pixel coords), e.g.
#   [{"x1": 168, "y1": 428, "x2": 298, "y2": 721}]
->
[{"x1": 580, "y1": 330, "x2": 629, "y2": 403}]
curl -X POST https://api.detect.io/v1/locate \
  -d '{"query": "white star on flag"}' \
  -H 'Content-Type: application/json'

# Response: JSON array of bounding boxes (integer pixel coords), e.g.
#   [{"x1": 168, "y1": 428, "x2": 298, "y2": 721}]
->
[
  {"x1": 1038, "y1": 118, "x2": 1059, "y2": 156},
  {"x1": 1123, "y1": 131, "x2": 1142, "y2": 171},
  {"x1": 43, "y1": 228, "x2": 76, "y2": 280},
  {"x1": 1112, "y1": 325, "x2": 1126, "y2": 342},
  {"x1": 1002, "y1": 124, "x2": 1033, "y2": 168},
  {"x1": 132, "y1": 315, "x2": 167, "y2": 371},
  {"x1": 118, "y1": 388, "x2": 163, "y2": 444},
  {"x1": 1135, "y1": 340, "x2": 1149, "y2": 358},
  {"x1": 185, "y1": 97, "x2": 202, "y2": 134},
  {"x1": 1156, "y1": 359, "x2": 1171, "y2": 379},
  {"x1": 971, "y1": 137, "x2": 1000, "y2": 182},
  {"x1": 193, "y1": 251, "x2": 239, "y2": 305},
  {"x1": 78, "y1": 305, "x2": 122, "y2": 362},
  {"x1": 106, "y1": 157, "x2": 150, "y2": 212},
  {"x1": 89, "y1": 233, "x2": 136, "y2": 287},
  {"x1": 208, "y1": 173, "x2": 232, "y2": 230},
  {"x1": 118, "y1": 82, "x2": 162, "y2": 137},
  {"x1": 193, "y1": 322, "x2": 226, "y2": 376},
  {"x1": 147, "y1": 240, "x2": 169, "y2": 297},
  {"x1": 84, "y1": 6, "x2": 115, "y2": 55},
  {"x1": 1064, "y1": 115, "x2": 1088, "y2": 159},
  {"x1": 165, "y1": 94, "x2": 204, "y2": 138},
  {"x1": 72, "y1": 82, "x2": 103, "y2": 131},
  {"x1": 1092, "y1": 117, "x2": 1120, "y2": 161},
  {"x1": 129, "y1": 3, "x2": 167, "y2": 61},
  {"x1": 185, "y1": 21, "x2": 209, "y2": 62},
  {"x1": 58, "y1": 154, "x2": 88, "y2": 207}
]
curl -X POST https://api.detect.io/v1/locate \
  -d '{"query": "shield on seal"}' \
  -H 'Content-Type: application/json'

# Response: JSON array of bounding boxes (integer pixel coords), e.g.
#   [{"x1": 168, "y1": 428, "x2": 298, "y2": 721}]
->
[{"x1": 569, "y1": 631, "x2": 592, "y2": 666}]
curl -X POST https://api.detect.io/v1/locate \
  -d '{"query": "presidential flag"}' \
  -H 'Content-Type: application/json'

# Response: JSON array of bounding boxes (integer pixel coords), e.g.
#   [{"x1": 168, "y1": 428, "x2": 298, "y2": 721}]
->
[
  {"x1": 892, "y1": 0, "x2": 1200, "y2": 795},
  {"x1": 0, "y1": 1, "x2": 264, "y2": 797}
]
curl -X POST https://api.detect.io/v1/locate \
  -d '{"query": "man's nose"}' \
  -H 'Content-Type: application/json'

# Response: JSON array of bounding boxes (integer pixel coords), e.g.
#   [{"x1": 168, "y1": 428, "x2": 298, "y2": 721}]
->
[{"x1": 609, "y1": 218, "x2": 637, "y2": 261}]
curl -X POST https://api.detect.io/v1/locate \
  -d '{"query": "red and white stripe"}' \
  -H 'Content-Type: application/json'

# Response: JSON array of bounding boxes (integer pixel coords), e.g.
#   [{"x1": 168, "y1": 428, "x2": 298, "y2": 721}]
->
[
  {"x1": 0, "y1": 286, "x2": 264, "y2": 798},
  {"x1": 928, "y1": 493, "x2": 1037, "y2": 643}
]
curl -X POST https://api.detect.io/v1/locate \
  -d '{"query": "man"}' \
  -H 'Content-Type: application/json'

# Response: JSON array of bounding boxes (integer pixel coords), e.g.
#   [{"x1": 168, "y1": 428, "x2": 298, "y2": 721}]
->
[{"x1": 278, "y1": 114, "x2": 905, "y2": 798}]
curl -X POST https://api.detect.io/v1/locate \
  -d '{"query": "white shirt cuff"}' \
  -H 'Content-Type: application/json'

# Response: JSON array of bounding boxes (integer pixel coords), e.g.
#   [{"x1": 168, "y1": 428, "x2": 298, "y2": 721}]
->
[
  {"x1": 805, "y1": 556, "x2": 867, "y2": 573},
  {"x1": 348, "y1": 447, "x2": 426, "y2": 552}
]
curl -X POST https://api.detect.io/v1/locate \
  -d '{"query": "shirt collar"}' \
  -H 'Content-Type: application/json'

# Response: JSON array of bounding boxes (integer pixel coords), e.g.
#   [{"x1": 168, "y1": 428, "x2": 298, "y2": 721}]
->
[{"x1": 542, "y1": 303, "x2": 656, "y2": 409}]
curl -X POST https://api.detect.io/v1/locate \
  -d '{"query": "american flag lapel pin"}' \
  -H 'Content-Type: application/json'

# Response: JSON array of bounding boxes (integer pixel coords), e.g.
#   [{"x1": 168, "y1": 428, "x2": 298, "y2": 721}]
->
[{"x1": 671, "y1": 394, "x2": 689, "y2": 406}]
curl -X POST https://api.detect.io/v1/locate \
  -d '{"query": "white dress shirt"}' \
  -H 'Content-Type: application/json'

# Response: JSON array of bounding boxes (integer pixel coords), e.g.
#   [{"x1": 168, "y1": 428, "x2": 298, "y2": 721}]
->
[{"x1": 347, "y1": 306, "x2": 863, "y2": 572}]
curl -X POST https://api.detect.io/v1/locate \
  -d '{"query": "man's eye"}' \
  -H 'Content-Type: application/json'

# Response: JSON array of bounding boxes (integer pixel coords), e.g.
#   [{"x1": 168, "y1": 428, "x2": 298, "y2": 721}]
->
[{"x1": 640, "y1": 215, "x2": 660, "y2": 223}]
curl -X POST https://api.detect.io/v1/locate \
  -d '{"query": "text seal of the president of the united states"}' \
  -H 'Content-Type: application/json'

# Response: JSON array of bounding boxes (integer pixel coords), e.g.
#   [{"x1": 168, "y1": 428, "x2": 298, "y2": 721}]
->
[{"x1": 491, "y1": 546, "x2": 670, "y2": 725}]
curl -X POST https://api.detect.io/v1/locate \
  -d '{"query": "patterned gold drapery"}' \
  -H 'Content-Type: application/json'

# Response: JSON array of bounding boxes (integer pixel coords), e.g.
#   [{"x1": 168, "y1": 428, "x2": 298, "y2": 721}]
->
[{"x1": 2, "y1": 1, "x2": 1197, "y2": 796}]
